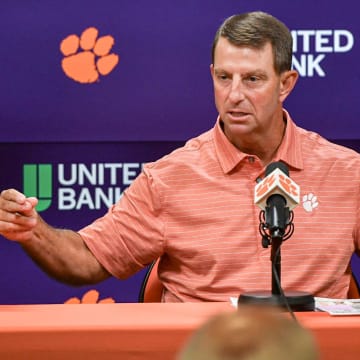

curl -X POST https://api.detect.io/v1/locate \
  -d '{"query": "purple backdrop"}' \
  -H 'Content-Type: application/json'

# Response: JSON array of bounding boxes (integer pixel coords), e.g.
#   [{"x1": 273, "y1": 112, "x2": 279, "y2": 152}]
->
[
  {"x1": 0, "y1": 0, "x2": 359, "y2": 141},
  {"x1": 0, "y1": 1, "x2": 359, "y2": 303}
]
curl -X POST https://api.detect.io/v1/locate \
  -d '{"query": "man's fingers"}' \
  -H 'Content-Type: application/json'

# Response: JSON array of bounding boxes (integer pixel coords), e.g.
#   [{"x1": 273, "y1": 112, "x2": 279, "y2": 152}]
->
[
  {"x1": 17, "y1": 199, "x2": 38, "y2": 217},
  {"x1": 0, "y1": 216, "x2": 37, "y2": 241},
  {"x1": 0, "y1": 189, "x2": 38, "y2": 243},
  {"x1": 0, "y1": 190, "x2": 38, "y2": 216},
  {"x1": 0, "y1": 210, "x2": 37, "y2": 226},
  {"x1": 27, "y1": 197, "x2": 39, "y2": 207},
  {"x1": 0, "y1": 189, "x2": 27, "y2": 204}
]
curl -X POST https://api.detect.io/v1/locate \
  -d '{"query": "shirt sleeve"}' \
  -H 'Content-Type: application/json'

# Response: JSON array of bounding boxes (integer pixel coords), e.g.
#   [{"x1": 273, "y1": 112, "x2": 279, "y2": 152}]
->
[{"x1": 78, "y1": 168, "x2": 165, "y2": 279}]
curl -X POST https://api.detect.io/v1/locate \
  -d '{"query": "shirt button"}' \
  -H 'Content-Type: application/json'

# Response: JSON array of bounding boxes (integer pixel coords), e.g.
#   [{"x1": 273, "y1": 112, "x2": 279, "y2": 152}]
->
[{"x1": 248, "y1": 156, "x2": 255, "y2": 163}]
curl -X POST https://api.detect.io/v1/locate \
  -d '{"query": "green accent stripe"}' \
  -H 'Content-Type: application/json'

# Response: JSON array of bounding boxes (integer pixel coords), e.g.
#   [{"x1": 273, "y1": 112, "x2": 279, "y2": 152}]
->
[
  {"x1": 23, "y1": 164, "x2": 53, "y2": 212},
  {"x1": 36, "y1": 199, "x2": 52, "y2": 212},
  {"x1": 38, "y1": 164, "x2": 52, "y2": 198},
  {"x1": 23, "y1": 164, "x2": 37, "y2": 197}
]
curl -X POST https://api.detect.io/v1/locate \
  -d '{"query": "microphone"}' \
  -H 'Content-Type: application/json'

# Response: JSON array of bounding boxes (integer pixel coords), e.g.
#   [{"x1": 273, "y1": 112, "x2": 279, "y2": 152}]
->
[
  {"x1": 254, "y1": 162, "x2": 300, "y2": 239},
  {"x1": 238, "y1": 161, "x2": 315, "y2": 312},
  {"x1": 255, "y1": 161, "x2": 299, "y2": 211}
]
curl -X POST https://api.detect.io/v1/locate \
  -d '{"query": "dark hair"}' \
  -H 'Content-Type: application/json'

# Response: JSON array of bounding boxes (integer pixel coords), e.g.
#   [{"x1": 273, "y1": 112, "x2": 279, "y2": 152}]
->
[{"x1": 211, "y1": 11, "x2": 293, "y2": 74}]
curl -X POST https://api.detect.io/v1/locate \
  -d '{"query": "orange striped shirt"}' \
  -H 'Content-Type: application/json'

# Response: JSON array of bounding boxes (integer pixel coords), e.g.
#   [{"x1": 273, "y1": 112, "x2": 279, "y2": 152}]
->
[{"x1": 80, "y1": 110, "x2": 360, "y2": 301}]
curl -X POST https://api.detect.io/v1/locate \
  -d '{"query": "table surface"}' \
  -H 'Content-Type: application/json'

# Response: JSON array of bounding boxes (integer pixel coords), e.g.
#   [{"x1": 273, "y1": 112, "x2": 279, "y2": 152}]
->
[{"x1": 0, "y1": 302, "x2": 359, "y2": 359}]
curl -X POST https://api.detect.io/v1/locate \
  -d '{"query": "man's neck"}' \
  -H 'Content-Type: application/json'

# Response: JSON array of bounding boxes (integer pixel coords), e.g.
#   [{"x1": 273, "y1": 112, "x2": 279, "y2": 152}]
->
[{"x1": 223, "y1": 119, "x2": 287, "y2": 166}]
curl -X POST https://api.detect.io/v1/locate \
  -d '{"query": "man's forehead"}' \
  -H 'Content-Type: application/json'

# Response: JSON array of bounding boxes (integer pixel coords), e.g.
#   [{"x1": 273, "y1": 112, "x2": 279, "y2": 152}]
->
[
  {"x1": 213, "y1": 38, "x2": 274, "y2": 66},
  {"x1": 215, "y1": 36, "x2": 272, "y2": 53}
]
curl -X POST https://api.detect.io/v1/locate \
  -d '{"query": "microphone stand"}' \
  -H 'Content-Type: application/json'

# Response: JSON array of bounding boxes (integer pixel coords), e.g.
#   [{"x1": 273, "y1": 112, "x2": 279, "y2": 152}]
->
[
  {"x1": 271, "y1": 234, "x2": 282, "y2": 296},
  {"x1": 238, "y1": 208, "x2": 315, "y2": 312}
]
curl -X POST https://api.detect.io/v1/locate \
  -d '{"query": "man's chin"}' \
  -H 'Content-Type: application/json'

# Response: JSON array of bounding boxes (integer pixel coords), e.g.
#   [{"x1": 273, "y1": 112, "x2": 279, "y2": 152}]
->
[{"x1": 223, "y1": 123, "x2": 255, "y2": 143}]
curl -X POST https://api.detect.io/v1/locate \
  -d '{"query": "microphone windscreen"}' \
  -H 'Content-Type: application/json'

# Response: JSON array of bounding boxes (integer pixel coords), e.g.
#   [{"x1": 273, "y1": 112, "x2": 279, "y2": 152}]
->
[
  {"x1": 255, "y1": 161, "x2": 300, "y2": 210},
  {"x1": 265, "y1": 161, "x2": 289, "y2": 177}
]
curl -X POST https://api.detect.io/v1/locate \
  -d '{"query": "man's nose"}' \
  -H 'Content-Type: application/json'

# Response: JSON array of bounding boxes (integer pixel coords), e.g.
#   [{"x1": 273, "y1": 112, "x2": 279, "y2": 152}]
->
[{"x1": 228, "y1": 78, "x2": 245, "y2": 103}]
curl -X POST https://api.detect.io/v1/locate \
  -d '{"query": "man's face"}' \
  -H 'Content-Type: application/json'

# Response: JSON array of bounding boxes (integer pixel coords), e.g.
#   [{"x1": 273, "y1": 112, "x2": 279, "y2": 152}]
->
[{"x1": 211, "y1": 37, "x2": 289, "y2": 146}]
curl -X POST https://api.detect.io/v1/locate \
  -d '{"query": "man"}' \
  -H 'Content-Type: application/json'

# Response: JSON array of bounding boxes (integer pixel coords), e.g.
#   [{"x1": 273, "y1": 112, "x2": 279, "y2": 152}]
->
[
  {"x1": 178, "y1": 305, "x2": 318, "y2": 360},
  {"x1": 0, "y1": 11, "x2": 359, "y2": 302}
]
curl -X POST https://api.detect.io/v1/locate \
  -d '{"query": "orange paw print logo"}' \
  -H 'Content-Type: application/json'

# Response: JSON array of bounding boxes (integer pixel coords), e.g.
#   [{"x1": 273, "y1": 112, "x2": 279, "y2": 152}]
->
[
  {"x1": 60, "y1": 27, "x2": 119, "y2": 83},
  {"x1": 278, "y1": 173, "x2": 299, "y2": 196},
  {"x1": 255, "y1": 174, "x2": 275, "y2": 197},
  {"x1": 64, "y1": 289, "x2": 115, "y2": 304}
]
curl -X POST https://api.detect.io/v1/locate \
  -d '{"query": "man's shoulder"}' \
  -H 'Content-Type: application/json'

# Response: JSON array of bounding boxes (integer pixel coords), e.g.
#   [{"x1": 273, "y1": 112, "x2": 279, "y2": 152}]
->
[
  {"x1": 144, "y1": 128, "x2": 215, "y2": 172},
  {"x1": 298, "y1": 126, "x2": 360, "y2": 161},
  {"x1": 174, "y1": 128, "x2": 215, "y2": 155}
]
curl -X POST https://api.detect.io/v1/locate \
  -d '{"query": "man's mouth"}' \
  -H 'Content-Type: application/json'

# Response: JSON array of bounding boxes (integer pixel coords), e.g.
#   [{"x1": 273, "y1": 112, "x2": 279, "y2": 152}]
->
[{"x1": 229, "y1": 111, "x2": 249, "y2": 118}]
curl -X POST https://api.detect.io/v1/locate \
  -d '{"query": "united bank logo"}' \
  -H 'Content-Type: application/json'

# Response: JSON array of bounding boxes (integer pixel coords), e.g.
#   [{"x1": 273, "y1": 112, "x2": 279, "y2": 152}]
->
[
  {"x1": 291, "y1": 29, "x2": 355, "y2": 77},
  {"x1": 23, "y1": 164, "x2": 53, "y2": 212},
  {"x1": 23, "y1": 163, "x2": 143, "y2": 212}
]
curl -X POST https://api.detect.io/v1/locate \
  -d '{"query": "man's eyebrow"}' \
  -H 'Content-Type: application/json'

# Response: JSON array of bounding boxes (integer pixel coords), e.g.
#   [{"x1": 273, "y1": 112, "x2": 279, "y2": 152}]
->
[
  {"x1": 242, "y1": 69, "x2": 268, "y2": 78},
  {"x1": 214, "y1": 68, "x2": 267, "y2": 77},
  {"x1": 213, "y1": 68, "x2": 229, "y2": 74}
]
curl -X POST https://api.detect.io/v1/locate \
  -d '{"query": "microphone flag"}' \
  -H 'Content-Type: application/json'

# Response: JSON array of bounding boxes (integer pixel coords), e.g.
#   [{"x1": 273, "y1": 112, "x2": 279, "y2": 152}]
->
[{"x1": 254, "y1": 163, "x2": 300, "y2": 211}]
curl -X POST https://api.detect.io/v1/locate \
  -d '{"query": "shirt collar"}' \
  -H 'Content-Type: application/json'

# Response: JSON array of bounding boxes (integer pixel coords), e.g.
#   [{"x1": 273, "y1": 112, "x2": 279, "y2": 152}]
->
[
  {"x1": 213, "y1": 110, "x2": 304, "y2": 174},
  {"x1": 273, "y1": 109, "x2": 304, "y2": 171}
]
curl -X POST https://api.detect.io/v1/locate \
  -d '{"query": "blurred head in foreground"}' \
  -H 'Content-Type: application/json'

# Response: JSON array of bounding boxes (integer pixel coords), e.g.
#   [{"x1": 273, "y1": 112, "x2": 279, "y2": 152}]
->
[{"x1": 178, "y1": 305, "x2": 318, "y2": 360}]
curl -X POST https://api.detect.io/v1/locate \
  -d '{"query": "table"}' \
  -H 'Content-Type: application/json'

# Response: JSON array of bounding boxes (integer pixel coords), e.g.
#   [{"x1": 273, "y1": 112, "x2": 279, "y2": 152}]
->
[{"x1": 0, "y1": 302, "x2": 358, "y2": 359}]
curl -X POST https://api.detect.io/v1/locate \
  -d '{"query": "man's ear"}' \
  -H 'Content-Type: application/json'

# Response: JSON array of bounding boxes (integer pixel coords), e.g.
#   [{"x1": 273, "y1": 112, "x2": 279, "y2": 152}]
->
[
  {"x1": 279, "y1": 70, "x2": 299, "y2": 103},
  {"x1": 210, "y1": 64, "x2": 215, "y2": 78}
]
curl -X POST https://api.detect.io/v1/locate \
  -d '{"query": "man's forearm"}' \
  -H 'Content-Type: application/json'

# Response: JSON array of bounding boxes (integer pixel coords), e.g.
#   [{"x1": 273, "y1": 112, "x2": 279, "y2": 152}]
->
[{"x1": 21, "y1": 217, "x2": 110, "y2": 286}]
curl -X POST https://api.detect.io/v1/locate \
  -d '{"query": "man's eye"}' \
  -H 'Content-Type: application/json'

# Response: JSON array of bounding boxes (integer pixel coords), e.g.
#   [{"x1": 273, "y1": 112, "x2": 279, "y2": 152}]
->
[
  {"x1": 248, "y1": 76, "x2": 259, "y2": 82},
  {"x1": 218, "y1": 74, "x2": 228, "y2": 80}
]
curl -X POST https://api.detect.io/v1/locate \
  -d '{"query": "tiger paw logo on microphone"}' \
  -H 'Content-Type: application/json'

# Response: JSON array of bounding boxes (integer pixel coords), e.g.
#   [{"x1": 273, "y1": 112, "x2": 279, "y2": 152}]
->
[{"x1": 254, "y1": 168, "x2": 300, "y2": 210}]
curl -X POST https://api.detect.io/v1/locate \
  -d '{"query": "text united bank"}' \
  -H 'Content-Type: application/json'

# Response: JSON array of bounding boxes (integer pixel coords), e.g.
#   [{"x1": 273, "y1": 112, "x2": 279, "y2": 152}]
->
[{"x1": 23, "y1": 163, "x2": 145, "y2": 211}]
